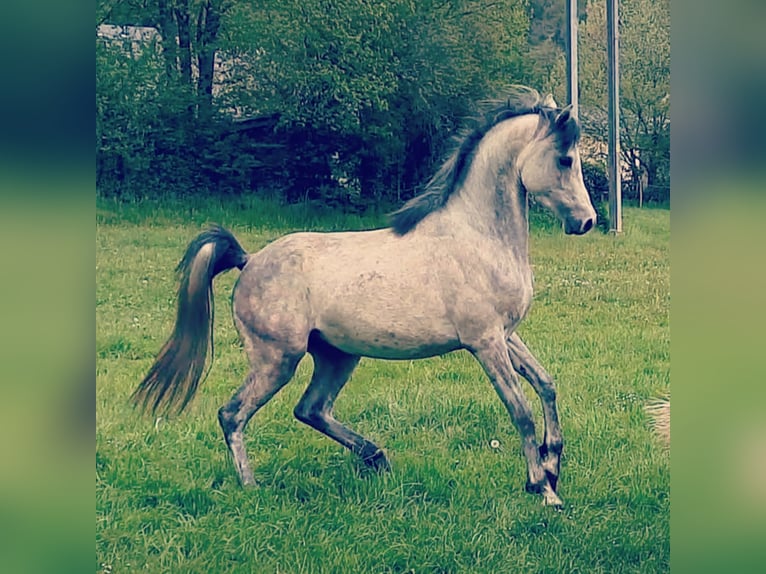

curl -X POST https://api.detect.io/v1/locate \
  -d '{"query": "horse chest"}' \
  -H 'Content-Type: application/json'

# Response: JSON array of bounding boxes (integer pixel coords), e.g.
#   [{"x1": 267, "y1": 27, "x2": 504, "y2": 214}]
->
[
  {"x1": 492, "y1": 270, "x2": 534, "y2": 326},
  {"x1": 451, "y1": 253, "x2": 534, "y2": 335}
]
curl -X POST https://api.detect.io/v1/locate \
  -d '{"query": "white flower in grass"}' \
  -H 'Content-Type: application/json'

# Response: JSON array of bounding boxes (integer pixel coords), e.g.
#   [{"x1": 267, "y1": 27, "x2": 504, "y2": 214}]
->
[{"x1": 490, "y1": 439, "x2": 500, "y2": 449}]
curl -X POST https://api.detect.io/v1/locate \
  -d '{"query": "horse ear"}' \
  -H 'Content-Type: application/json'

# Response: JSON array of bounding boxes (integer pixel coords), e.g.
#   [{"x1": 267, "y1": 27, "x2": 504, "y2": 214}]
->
[
  {"x1": 542, "y1": 93, "x2": 558, "y2": 108},
  {"x1": 555, "y1": 104, "x2": 574, "y2": 126},
  {"x1": 554, "y1": 104, "x2": 580, "y2": 149}
]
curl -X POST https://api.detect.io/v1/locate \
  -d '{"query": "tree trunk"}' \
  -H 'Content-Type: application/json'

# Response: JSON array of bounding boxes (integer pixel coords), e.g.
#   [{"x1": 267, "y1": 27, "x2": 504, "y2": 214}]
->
[
  {"x1": 196, "y1": 0, "x2": 222, "y2": 119},
  {"x1": 175, "y1": 0, "x2": 193, "y2": 87},
  {"x1": 156, "y1": 0, "x2": 179, "y2": 82}
]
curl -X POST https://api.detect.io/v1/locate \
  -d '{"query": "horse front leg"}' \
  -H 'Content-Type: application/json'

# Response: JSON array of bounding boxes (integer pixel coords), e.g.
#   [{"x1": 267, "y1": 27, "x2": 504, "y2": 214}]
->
[
  {"x1": 472, "y1": 336, "x2": 563, "y2": 507},
  {"x1": 506, "y1": 332, "x2": 563, "y2": 492}
]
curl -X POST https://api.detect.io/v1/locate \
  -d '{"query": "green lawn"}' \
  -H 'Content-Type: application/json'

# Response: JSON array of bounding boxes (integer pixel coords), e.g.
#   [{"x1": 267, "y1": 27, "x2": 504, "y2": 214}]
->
[{"x1": 96, "y1": 198, "x2": 669, "y2": 573}]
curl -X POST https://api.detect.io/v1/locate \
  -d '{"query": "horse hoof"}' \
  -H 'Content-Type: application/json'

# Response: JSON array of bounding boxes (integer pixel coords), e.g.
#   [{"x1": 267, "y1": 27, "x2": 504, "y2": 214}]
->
[
  {"x1": 239, "y1": 473, "x2": 257, "y2": 488},
  {"x1": 542, "y1": 492, "x2": 564, "y2": 508},
  {"x1": 363, "y1": 449, "x2": 391, "y2": 472}
]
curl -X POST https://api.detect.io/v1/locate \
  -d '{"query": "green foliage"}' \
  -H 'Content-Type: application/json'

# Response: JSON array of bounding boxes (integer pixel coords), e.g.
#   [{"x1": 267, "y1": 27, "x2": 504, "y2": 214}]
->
[
  {"x1": 525, "y1": 0, "x2": 577, "y2": 101},
  {"x1": 223, "y1": 0, "x2": 533, "y2": 204},
  {"x1": 96, "y1": 38, "x2": 163, "y2": 196},
  {"x1": 97, "y1": 0, "x2": 532, "y2": 205},
  {"x1": 97, "y1": 1, "x2": 242, "y2": 198},
  {"x1": 96, "y1": 0, "x2": 670, "y2": 210},
  {"x1": 97, "y1": 200, "x2": 669, "y2": 572},
  {"x1": 581, "y1": 161, "x2": 610, "y2": 232},
  {"x1": 579, "y1": 0, "x2": 670, "y2": 203},
  {"x1": 582, "y1": 161, "x2": 608, "y2": 203}
]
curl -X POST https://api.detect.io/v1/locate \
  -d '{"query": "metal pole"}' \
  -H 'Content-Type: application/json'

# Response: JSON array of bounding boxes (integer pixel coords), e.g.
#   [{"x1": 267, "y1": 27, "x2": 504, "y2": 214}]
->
[
  {"x1": 566, "y1": 0, "x2": 579, "y2": 117},
  {"x1": 607, "y1": 0, "x2": 622, "y2": 233}
]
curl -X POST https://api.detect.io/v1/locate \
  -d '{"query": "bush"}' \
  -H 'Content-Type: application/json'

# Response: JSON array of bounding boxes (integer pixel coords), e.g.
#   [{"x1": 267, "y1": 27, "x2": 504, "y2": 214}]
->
[
  {"x1": 97, "y1": 1, "x2": 533, "y2": 205},
  {"x1": 582, "y1": 161, "x2": 609, "y2": 204},
  {"x1": 581, "y1": 161, "x2": 610, "y2": 232}
]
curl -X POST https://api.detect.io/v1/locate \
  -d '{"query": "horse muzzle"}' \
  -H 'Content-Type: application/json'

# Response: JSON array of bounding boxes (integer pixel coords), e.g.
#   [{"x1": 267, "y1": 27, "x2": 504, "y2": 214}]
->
[{"x1": 564, "y1": 216, "x2": 595, "y2": 235}]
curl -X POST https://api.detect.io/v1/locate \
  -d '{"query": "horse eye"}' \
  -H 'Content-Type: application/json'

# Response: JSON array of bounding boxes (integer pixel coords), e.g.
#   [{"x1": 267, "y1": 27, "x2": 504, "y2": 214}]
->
[{"x1": 558, "y1": 156, "x2": 573, "y2": 168}]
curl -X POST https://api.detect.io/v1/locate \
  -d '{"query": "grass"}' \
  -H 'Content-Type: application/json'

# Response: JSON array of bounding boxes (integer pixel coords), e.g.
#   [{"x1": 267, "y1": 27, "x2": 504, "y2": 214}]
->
[{"x1": 96, "y1": 197, "x2": 669, "y2": 573}]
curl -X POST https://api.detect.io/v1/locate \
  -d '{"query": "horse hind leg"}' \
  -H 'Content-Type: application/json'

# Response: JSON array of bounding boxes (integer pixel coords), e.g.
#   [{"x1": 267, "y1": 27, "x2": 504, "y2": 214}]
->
[
  {"x1": 293, "y1": 334, "x2": 390, "y2": 472},
  {"x1": 218, "y1": 341, "x2": 303, "y2": 486}
]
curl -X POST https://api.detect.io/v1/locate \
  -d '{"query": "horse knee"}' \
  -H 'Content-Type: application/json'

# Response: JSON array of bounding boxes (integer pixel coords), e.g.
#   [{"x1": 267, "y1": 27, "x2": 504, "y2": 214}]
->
[
  {"x1": 218, "y1": 404, "x2": 240, "y2": 438},
  {"x1": 293, "y1": 400, "x2": 321, "y2": 426},
  {"x1": 538, "y1": 379, "x2": 557, "y2": 403}
]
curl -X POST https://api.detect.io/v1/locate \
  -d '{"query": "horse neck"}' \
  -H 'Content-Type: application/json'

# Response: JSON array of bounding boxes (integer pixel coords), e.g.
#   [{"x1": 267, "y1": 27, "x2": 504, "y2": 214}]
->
[{"x1": 442, "y1": 124, "x2": 534, "y2": 264}]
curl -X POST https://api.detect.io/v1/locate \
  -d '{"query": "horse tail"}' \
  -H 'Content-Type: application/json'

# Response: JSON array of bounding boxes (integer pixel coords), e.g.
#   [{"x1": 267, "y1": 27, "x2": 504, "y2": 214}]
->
[{"x1": 132, "y1": 225, "x2": 248, "y2": 415}]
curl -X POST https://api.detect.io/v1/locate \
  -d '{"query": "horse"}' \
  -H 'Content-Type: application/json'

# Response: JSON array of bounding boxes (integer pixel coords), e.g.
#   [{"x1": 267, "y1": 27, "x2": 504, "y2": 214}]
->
[{"x1": 133, "y1": 86, "x2": 597, "y2": 507}]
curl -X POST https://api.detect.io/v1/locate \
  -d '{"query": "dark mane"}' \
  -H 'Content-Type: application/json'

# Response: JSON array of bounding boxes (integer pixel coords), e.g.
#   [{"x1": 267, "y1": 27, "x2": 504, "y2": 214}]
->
[{"x1": 389, "y1": 86, "x2": 580, "y2": 235}]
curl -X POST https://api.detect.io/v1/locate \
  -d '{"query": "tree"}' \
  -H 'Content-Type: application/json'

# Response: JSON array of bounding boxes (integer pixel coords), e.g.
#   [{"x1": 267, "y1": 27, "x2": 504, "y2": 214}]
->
[
  {"x1": 97, "y1": 0, "x2": 535, "y2": 203},
  {"x1": 525, "y1": 0, "x2": 586, "y2": 102},
  {"x1": 98, "y1": 0, "x2": 228, "y2": 118},
  {"x1": 579, "y1": 0, "x2": 670, "y2": 203},
  {"x1": 219, "y1": 0, "x2": 531, "y2": 202}
]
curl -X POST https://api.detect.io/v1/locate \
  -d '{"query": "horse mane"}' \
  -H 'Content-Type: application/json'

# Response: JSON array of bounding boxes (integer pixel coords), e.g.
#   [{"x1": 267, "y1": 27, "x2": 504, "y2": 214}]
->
[{"x1": 389, "y1": 85, "x2": 580, "y2": 235}]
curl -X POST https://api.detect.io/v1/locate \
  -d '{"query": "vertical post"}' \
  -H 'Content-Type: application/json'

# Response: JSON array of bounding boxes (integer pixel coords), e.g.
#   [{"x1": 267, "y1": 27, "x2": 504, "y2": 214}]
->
[
  {"x1": 566, "y1": 0, "x2": 579, "y2": 117},
  {"x1": 607, "y1": 0, "x2": 622, "y2": 233}
]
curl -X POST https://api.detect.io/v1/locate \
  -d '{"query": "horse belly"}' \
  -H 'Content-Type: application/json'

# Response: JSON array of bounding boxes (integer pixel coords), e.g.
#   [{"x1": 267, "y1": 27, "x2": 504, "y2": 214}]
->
[
  {"x1": 315, "y1": 304, "x2": 460, "y2": 360},
  {"x1": 318, "y1": 327, "x2": 461, "y2": 360}
]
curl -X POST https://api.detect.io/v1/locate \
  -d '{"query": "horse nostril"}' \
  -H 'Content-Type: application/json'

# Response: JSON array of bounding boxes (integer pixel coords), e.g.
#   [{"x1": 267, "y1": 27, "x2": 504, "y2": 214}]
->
[{"x1": 583, "y1": 218, "x2": 594, "y2": 233}]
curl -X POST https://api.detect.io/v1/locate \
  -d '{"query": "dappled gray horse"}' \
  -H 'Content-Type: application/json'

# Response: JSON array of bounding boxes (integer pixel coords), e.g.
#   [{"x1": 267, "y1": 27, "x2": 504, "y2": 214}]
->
[{"x1": 133, "y1": 86, "x2": 596, "y2": 507}]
